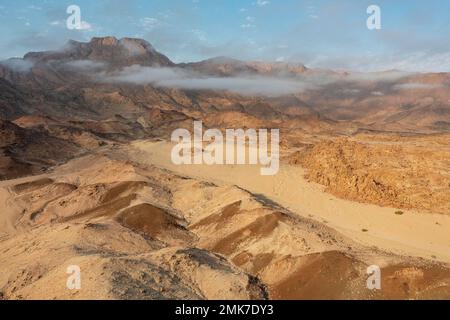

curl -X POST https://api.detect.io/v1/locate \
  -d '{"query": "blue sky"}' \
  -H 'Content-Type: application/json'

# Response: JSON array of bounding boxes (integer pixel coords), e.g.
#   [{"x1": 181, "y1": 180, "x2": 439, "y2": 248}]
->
[{"x1": 1, "y1": 0, "x2": 450, "y2": 72}]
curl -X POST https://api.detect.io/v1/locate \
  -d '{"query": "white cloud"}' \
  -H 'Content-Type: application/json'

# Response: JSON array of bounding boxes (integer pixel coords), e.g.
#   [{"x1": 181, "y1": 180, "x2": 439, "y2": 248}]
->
[
  {"x1": 241, "y1": 16, "x2": 256, "y2": 29},
  {"x1": 256, "y1": 0, "x2": 270, "y2": 7},
  {"x1": 241, "y1": 23, "x2": 255, "y2": 29},
  {"x1": 0, "y1": 58, "x2": 34, "y2": 72},
  {"x1": 64, "y1": 60, "x2": 107, "y2": 71},
  {"x1": 27, "y1": 5, "x2": 42, "y2": 10},
  {"x1": 191, "y1": 29, "x2": 207, "y2": 42},
  {"x1": 345, "y1": 71, "x2": 412, "y2": 82},
  {"x1": 140, "y1": 17, "x2": 161, "y2": 31},
  {"x1": 393, "y1": 83, "x2": 442, "y2": 90},
  {"x1": 99, "y1": 65, "x2": 326, "y2": 96},
  {"x1": 306, "y1": 51, "x2": 450, "y2": 73}
]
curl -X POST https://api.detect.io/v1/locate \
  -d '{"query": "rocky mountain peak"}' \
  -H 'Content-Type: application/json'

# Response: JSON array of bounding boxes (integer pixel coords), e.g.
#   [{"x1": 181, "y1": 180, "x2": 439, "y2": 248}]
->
[
  {"x1": 23, "y1": 36, "x2": 174, "y2": 68},
  {"x1": 90, "y1": 36, "x2": 120, "y2": 46}
]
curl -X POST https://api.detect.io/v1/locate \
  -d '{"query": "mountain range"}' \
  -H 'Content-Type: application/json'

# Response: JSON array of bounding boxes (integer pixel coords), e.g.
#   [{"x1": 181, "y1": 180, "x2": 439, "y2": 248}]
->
[{"x1": 1, "y1": 37, "x2": 450, "y2": 300}]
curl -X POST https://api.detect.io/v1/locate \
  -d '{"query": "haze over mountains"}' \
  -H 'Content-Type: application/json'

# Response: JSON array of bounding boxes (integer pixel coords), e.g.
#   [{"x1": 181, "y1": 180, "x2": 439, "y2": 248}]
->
[
  {"x1": 1, "y1": 37, "x2": 450, "y2": 300},
  {"x1": 0, "y1": 36, "x2": 448, "y2": 181},
  {"x1": 1, "y1": 36, "x2": 449, "y2": 126}
]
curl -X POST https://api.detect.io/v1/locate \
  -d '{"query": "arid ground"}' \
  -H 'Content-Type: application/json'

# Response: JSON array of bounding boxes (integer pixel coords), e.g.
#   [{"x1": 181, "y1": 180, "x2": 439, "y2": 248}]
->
[{"x1": 0, "y1": 37, "x2": 450, "y2": 300}]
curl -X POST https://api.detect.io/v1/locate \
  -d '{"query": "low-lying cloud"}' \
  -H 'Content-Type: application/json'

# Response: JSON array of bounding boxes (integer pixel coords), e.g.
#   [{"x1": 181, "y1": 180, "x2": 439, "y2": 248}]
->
[
  {"x1": 100, "y1": 65, "x2": 329, "y2": 96},
  {"x1": 345, "y1": 71, "x2": 413, "y2": 83},
  {"x1": 0, "y1": 58, "x2": 34, "y2": 72},
  {"x1": 393, "y1": 83, "x2": 442, "y2": 90},
  {"x1": 64, "y1": 60, "x2": 107, "y2": 71},
  {"x1": 98, "y1": 64, "x2": 440, "y2": 97}
]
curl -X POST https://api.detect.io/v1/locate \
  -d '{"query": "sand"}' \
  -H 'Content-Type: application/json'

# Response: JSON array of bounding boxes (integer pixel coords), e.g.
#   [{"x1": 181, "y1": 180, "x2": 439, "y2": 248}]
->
[
  {"x1": 1, "y1": 145, "x2": 449, "y2": 299},
  {"x1": 129, "y1": 140, "x2": 450, "y2": 263}
]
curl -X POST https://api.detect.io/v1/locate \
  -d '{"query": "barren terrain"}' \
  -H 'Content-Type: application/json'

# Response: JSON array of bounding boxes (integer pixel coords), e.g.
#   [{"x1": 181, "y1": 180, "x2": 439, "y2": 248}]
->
[{"x1": 0, "y1": 37, "x2": 450, "y2": 300}]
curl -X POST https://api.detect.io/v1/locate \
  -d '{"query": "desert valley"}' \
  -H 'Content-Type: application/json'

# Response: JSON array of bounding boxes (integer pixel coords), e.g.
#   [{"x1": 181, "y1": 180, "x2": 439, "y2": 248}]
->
[{"x1": 0, "y1": 36, "x2": 450, "y2": 300}]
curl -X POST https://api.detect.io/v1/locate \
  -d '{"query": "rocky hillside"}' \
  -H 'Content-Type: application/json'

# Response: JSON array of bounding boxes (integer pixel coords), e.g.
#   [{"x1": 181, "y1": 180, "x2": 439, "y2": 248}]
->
[{"x1": 290, "y1": 133, "x2": 450, "y2": 214}]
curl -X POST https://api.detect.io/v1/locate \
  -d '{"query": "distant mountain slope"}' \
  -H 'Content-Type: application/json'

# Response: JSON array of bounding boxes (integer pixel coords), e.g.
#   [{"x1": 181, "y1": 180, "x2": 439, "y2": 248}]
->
[
  {"x1": 0, "y1": 120, "x2": 83, "y2": 180},
  {"x1": 180, "y1": 56, "x2": 308, "y2": 77},
  {"x1": 0, "y1": 79, "x2": 30, "y2": 119},
  {"x1": 0, "y1": 36, "x2": 449, "y2": 135}
]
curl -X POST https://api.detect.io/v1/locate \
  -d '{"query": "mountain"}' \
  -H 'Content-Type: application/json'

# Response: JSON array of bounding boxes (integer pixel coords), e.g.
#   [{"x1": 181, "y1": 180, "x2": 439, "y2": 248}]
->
[
  {"x1": 181, "y1": 56, "x2": 308, "y2": 77},
  {"x1": 0, "y1": 119, "x2": 83, "y2": 180},
  {"x1": 0, "y1": 37, "x2": 449, "y2": 148},
  {"x1": 0, "y1": 78, "x2": 30, "y2": 119},
  {"x1": 24, "y1": 37, "x2": 174, "y2": 69},
  {"x1": 0, "y1": 36, "x2": 449, "y2": 134},
  {"x1": 1, "y1": 36, "x2": 450, "y2": 300}
]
